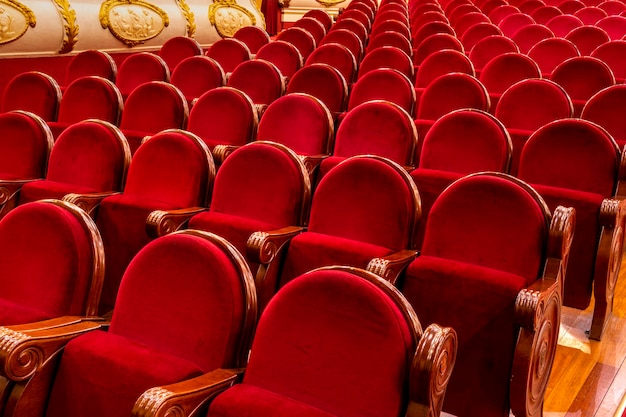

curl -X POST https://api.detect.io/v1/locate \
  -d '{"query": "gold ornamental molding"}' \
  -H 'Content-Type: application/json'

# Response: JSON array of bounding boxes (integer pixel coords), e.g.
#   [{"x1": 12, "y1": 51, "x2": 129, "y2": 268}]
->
[
  {"x1": 99, "y1": 0, "x2": 169, "y2": 47},
  {"x1": 315, "y1": 0, "x2": 344, "y2": 7},
  {"x1": 0, "y1": 0, "x2": 36, "y2": 45},
  {"x1": 209, "y1": 0, "x2": 256, "y2": 38},
  {"x1": 175, "y1": 0, "x2": 195, "y2": 37},
  {"x1": 53, "y1": 0, "x2": 78, "y2": 53}
]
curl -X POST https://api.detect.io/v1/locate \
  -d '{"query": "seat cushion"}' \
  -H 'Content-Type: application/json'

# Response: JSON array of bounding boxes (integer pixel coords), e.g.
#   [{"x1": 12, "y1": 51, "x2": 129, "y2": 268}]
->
[
  {"x1": 18, "y1": 180, "x2": 98, "y2": 205},
  {"x1": 46, "y1": 331, "x2": 203, "y2": 417},
  {"x1": 0, "y1": 297, "x2": 50, "y2": 325}
]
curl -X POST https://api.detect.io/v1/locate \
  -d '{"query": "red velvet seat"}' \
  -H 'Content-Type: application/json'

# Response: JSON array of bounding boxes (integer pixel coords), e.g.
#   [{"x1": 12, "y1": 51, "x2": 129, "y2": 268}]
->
[
  {"x1": 319, "y1": 28, "x2": 364, "y2": 62},
  {"x1": 17, "y1": 120, "x2": 130, "y2": 209},
  {"x1": 448, "y1": 4, "x2": 481, "y2": 26},
  {"x1": 468, "y1": 35, "x2": 519, "y2": 71},
  {"x1": 119, "y1": 81, "x2": 189, "y2": 154},
  {"x1": 489, "y1": 4, "x2": 521, "y2": 23},
  {"x1": 412, "y1": 21, "x2": 457, "y2": 49},
  {"x1": 460, "y1": 22, "x2": 504, "y2": 51},
  {"x1": 91, "y1": 130, "x2": 214, "y2": 314},
  {"x1": 454, "y1": 12, "x2": 491, "y2": 36},
  {"x1": 410, "y1": 110, "x2": 511, "y2": 248},
  {"x1": 519, "y1": 0, "x2": 545, "y2": 14},
  {"x1": 306, "y1": 43, "x2": 358, "y2": 84},
  {"x1": 550, "y1": 56, "x2": 615, "y2": 116},
  {"x1": 366, "y1": 31, "x2": 413, "y2": 56},
  {"x1": 359, "y1": 46, "x2": 415, "y2": 80},
  {"x1": 545, "y1": 14, "x2": 583, "y2": 36},
  {"x1": 303, "y1": 9, "x2": 333, "y2": 32},
  {"x1": 375, "y1": 9, "x2": 410, "y2": 27},
  {"x1": 64, "y1": 50, "x2": 117, "y2": 87},
  {"x1": 415, "y1": 49, "x2": 475, "y2": 90},
  {"x1": 518, "y1": 119, "x2": 626, "y2": 340},
  {"x1": 115, "y1": 52, "x2": 170, "y2": 99},
  {"x1": 495, "y1": 78, "x2": 573, "y2": 174},
  {"x1": 564, "y1": 25, "x2": 610, "y2": 55},
  {"x1": 528, "y1": 37, "x2": 580, "y2": 76},
  {"x1": 348, "y1": 68, "x2": 416, "y2": 115},
  {"x1": 330, "y1": 18, "x2": 369, "y2": 45},
  {"x1": 413, "y1": 33, "x2": 465, "y2": 66},
  {"x1": 278, "y1": 156, "x2": 421, "y2": 287},
  {"x1": 170, "y1": 56, "x2": 226, "y2": 104},
  {"x1": 185, "y1": 87, "x2": 258, "y2": 155},
  {"x1": 530, "y1": 5, "x2": 563, "y2": 24},
  {"x1": 402, "y1": 172, "x2": 574, "y2": 417},
  {"x1": 337, "y1": 9, "x2": 372, "y2": 33},
  {"x1": 411, "y1": 11, "x2": 449, "y2": 32},
  {"x1": 256, "y1": 40, "x2": 304, "y2": 79},
  {"x1": 559, "y1": 0, "x2": 586, "y2": 13},
  {"x1": 591, "y1": 40, "x2": 626, "y2": 82},
  {"x1": 582, "y1": 85, "x2": 626, "y2": 147},
  {"x1": 158, "y1": 36, "x2": 203, "y2": 71},
  {"x1": 233, "y1": 25, "x2": 271, "y2": 54},
  {"x1": 205, "y1": 38, "x2": 252, "y2": 73},
  {"x1": 286, "y1": 64, "x2": 348, "y2": 115},
  {"x1": 498, "y1": 12, "x2": 536, "y2": 36},
  {"x1": 370, "y1": 19, "x2": 412, "y2": 40},
  {"x1": 510, "y1": 23, "x2": 554, "y2": 53},
  {"x1": 1, "y1": 71, "x2": 61, "y2": 122},
  {"x1": 597, "y1": 15, "x2": 626, "y2": 39},
  {"x1": 573, "y1": 5, "x2": 608, "y2": 23},
  {"x1": 47, "y1": 76, "x2": 123, "y2": 139},
  {"x1": 276, "y1": 27, "x2": 317, "y2": 61},
  {"x1": 480, "y1": 0, "x2": 508, "y2": 14},
  {"x1": 293, "y1": 17, "x2": 327, "y2": 45},
  {"x1": 599, "y1": 0, "x2": 626, "y2": 15},
  {"x1": 228, "y1": 60, "x2": 285, "y2": 107}
]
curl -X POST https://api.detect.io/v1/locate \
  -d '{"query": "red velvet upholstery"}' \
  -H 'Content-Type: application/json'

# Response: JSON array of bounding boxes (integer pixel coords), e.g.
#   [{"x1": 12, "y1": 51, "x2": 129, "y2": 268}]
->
[
  {"x1": 545, "y1": 14, "x2": 583, "y2": 36},
  {"x1": 597, "y1": 15, "x2": 626, "y2": 39},
  {"x1": 293, "y1": 17, "x2": 327, "y2": 44},
  {"x1": 412, "y1": 21, "x2": 456, "y2": 47},
  {"x1": 19, "y1": 120, "x2": 130, "y2": 204},
  {"x1": 599, "y1": 0, "x2": 626, "y2": 15},
  {"x1": 115, "y1": 52, "x2": 169, "y2": 98},
  {"x1": 45, "y1": 230, "x2": 255, "y2": 417},
  {"x1": 256, "y1": 93, "x2": 333, "y2": 156},
  {"x1": 319, "y1": 29, "x2": 364, "y2": 61},
  {"x1": 582, "y1": 85, "x2": 626, "y2": 147},
  {"x1": 207, "y1": 267, "x2": 418, "y2": 417},
  {"x1": 205, "y1": 38, "x2": 252, "y2": 73},
  {"x1": 479, "y1": 53, "x2": 542, "y2": 110},
  {"x1": 331, "y1": 18, "x2": 369, "y2": 44},
  {"x1": 454, "y1": 12, "x2": 491, "y2": 36},
  {"x1": 550, "y1": 56, "x2": 615, "y2": 117},
  {"x1": 48, "y1": 76, "x2": 123, "y2": 138},
  {"x1": 528, "y1": 37, "x2": 580, "y2": 76},
  {"x1": 413, "y1": 33, "x2": 465, "y2": 66},
  {"x1": 227, "y1": 60, "x2": 284, "y2": 106},
  {"x1": 348, "y1": 69, "x2": 415, "y2": 115},
  {"x1": 276, "y1": 27, "x2": 317, "y2": 60},
  {"x1": 468, "y1": 35, "x2": 519, "y2": 71},
  {"x1": 0, "y1": 200, "x2": 102, "y2": 324},
  {"x1": 531, "y1": 5, "x2": 563, "y2": 24},
  {"x1": 449, "y1": 4, "x2": 481, "y2": 25},
  {"x1": 498, "y1": 12, "x2": 536, "y2": 36},
  {"x1": 481, "y1": 0, "x2": 508, "y2": 15},
  {"x1": 511, "y1": 24, "x2": 555, "y2": 53},
  {"x1": 159, "y1": 36, "x2": 203, "y2": 71},
  {"x1": 371, "y1": 19, "x2": 411, "y2": 39},
  {"x1": 1, "y1": 71, "x2": 61, "y2": 122},
  {"x1": 305, "y1": 43, "x2": 357, "y2": 84},
  {"x1": 279, "y1": 156, "x2": 419, "y2": 286},
  {"x1": 170, "y1": 56, "x2": 225, "y2": 103},
  {"x1": 489, "y1": 4, "x2": 521, "y2": 23},
  {"x1": 303, "y1": 9, "x2": 333, "y2": 32},
  {"x1": 518, "y1": 119, "x2": 620, "y2": 308},
  {"x1": 574, "y1": 6, "x2": 608, "y2": 23},
  {"x1": 366, "y1": 31, "x2": 412, "y2": 56},
  {"x1": 358, "y1": 46, "x2": 415, "y2": 80},
  {"x1": 337, "y1": 9, "x2": 372, "y2": 32},
  {"x1": 233, "y1": 26, "x2": 271, "y2": 54},
  {"x1": 519, "y1": 0, "x2": 544, "y2": 14},
  {"x1": 256, "y1": 41, "x2": 304, "y2": 79},
  {"x1": 94, "y1": 130, "x2": 214, "y2": 314},
  {"x1": 591, "y1": 40, "x2": 626, "y2": 82},
  {"x1": 564, "y1": 25, "x2": 611, "y2": 55},
  {"x1": 460, "y1": 22, "x2": 504, "y2": 51},
  {"x1": 0, "y1": 111, "x2": 52, "y2": 181},
  {"x1": 560, "y1": 0, "x2": 586, "y2": 13},
  {"x1": 119, "y1": 81, "x2": 189, "y2": 154},
  {"x1": 415, "y1": 49, "x2": 475, "y2": 89},
  {"x1": 401, "y1": 173, "x2": 549, "y2": 417},
  {"x1": 286, "y1": 64, "x2": 348, "y2": 114},
  {"x1": 187, "y1": 87, "x2": 257, "y2": 151},
  {"x1": 495, "y1": 78, "x2": 573, "y2": 174},
  {"x1": 64, "y1": 50, "x2": 117, "y2": 86},
  {"x1": 412, "y1": 11, "x2": 449, "y2": 32}
]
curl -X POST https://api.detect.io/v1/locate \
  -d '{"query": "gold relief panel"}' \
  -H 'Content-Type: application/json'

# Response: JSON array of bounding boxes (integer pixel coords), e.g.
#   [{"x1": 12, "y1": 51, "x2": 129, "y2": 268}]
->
[
  {"x1": 100, "y1": 0, "x2": 169, "y2": 47},
  {"x1": 0, "y1": 0, "x2": 35, "y2": 45},
  {"x1": 209, "y1": 0, "x2": 256, "y2": 38}
]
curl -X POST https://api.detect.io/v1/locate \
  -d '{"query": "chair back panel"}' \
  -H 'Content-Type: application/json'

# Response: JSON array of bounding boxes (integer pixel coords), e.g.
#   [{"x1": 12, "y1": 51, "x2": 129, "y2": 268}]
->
[
  {"x1": 120, "y1": 82, "x2": 188, "y2": 133},
  {"x1": 65, "y1": 50, "x2": 117, "y2": 85},
  {"x1": 58, "y1": 77, "x2": 123, "y2": 125},
  {"x1": 0, "y1": 111, "x2": 52, "y2": 180},
  {"x1": 1, "y1": 72, "x2": 61, "y2": 122},
  {"x1": 287, "y1": 64, "x2": 348, "y2": 114}
]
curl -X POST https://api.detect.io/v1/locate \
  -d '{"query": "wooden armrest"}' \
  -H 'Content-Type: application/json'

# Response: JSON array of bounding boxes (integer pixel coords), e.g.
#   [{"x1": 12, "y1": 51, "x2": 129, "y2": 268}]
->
[
  {"x1": 132, "y1": 368, "x2": 244, "y2": 417},
  {"x1": 146, "y1": 207, "x2": 207, "y2": 239},
  {"x1": 7, "y1": 316, "x2": 105, "y2": 333},
  {"x1": 63, "y1": 191, "x2": 120, "y2": 216},
  {"x1": 0, "y1": 321, "x2": 103, "y2": 382},
  {"x1": 367, "y1": 250, "x2": 419, "y2": 285},
  {"x1": 299, "y1": 154, "x2": 328, "y2": 175},
  {"x1": 615, "y1": 147, "x2": 626, "y2": 198},
  {"x1": 254, "y1": 104, "x2": 268, "y2": 118},
  {"x1": 407, "y1": 324, "x2": 457, "y2": 417},
  {"x1": 213, "y1": 145, "x2": 240, "y2": 165},
  {"x1": 0, "y1": 179, "x2": 35, "y2": 205},
  {"x1": 246, "y1": 226, "x2": 305, "y2": 265},
  {"x1": 141, "y1": 135, "x2": 152, "y2": 145}
]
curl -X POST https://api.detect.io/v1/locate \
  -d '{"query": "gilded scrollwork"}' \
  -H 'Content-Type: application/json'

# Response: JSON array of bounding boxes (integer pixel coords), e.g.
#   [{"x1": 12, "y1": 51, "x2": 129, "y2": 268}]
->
[
  {"x1": 314, "y1": 0, "x2": 345, "y2": 7},
  {"x1": 53, "y1": 0, "x2": 78, "y2": 53},
  {"x1": 209, "y1": 0, "x2": 256, "y2": 38},
  {"x1": 0, "y1": 0, "x2": 35, "y2": 45},
  {"x1": 175, "y1": 0, "x2": 195, "y2": 37},
  {"x1": 100, "y1": 0, "x2": 169, "y2": 47}
]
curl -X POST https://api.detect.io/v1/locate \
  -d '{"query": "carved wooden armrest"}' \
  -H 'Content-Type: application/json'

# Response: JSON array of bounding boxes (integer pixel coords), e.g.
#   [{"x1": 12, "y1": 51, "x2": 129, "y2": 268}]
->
[
  {"x1": 615, "y1": 148, "x2": 626, "y2": 198},
  {"x1": 213, "y1": 145, "x2": 240, "y2": 165},
  {"x1": 299, "y1": 154, "x2": 328, "y2": 175},
  {"x1": 132, "y1": 368, "x2": 244, "y2": 417},
  {"x1": 7, "y1": 316, "x2": 105, "y2": 333},
  {"x1": 246, "y1": 226, "x2": 305, "y2": 265},
  {"x1": 254, "y1": 104, "x2": 268, "y2": 117},
  {"x1": 146, "y1": 207, "x2": 207, "y2": 239},
  {"x1": 63, "y1": 191, "x2": 120, "y2": 216},
  {"x1": 0, "y1": 320, "x2": 103, "y2": 382},
  {"x1": 407, "y1": 324, "x2": 457, "y2": 417},
  {"x1": 0, "y1": 179, "x2": 37, "y2": 216},
  {"x1": 367, "y1": 250, "x2": 419, "y2": 285}
]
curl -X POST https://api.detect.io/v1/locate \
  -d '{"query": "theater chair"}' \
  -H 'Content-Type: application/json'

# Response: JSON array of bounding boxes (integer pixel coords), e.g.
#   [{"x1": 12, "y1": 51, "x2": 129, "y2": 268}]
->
[
  {"x1": 498, "y1": 12, "x2": 536, "y2": 37},
  {"x1": 303, "y1": 9, "x2": 333, "y2": 32},
  {"x1": 115, "y1": 52, "x2": 170, "y2": 99},
  {"x1": 597, "y1": 15, "x2": 626, "y2": 39},
  {"x1": 233, "y1": 25, "x2": 271, "y2": 55},
  {"x1": 63, "y1": 49, "x2": 117, "y2": 87},
  {"x1": 348, "y1": 68, "x2": 416, "y2": 116},
  {"x1": 286, "y1": 64, "x2": 348, "y2": 116},
  {"x1": 132, "y1": 266, "x2": 457, "y2": 417},
  {"x1": 0, "y1": 230, "x2": 256, "y2": 417},
  {"x1": 400, "y1": 172, "x2": 574, "y2": 417},
  {"x1": 582, "y1": 85, "x2": 626, "y2": 147},
  {"x1": 256, "y1": 41, "x2": 303, "y2": 79},
  {"x1": 276, "y1": 27, "x2": 317, "y2": 61},
  {"x1": 170, "y1": 56, "x2": 226, "y2": 105},
  {"x1": 306, "y1": 43, "x2": 358, "y2": 85},
  {"x1": 336, "y1": 10, "x2": 372, "y2": 36},
  {"x1": 0, "y1": 111, "x2": 53, "y2": 218},
  {"x1": 158, "y1": 36, "x2": 203, "y2": 71},
  {"x1": 366, "y1": 31, "x2": 413, "y2": 57},
  {"x1": 119, "y1": 81, "x2": 189, "y2": 154},
  {"x1": 454, "y1": 12, "x2": 491, "y2": 37},
  {"x1": 412, "y1": 21, "x2": 456, "y2": 50},
  {"x1": 413, "y1": 33, "x2": 464, "y2": 67},
  {"x1": 495, "y1": 78, "x2": 573, "y2": 175},
  {"x1": 415, "y1": 49, "x2": 475, "y2": 103},
  {"x1": 468, "y1": 35, "x2": 519, "y2": 73},
  {"x1": 318, "y1": 101, "x2": 417, "y2": 179},
  {"x1": 319, "y1": 28, "x2": 364, "y2": 62},
  {"x1": 371, "y1": 19, "x2": 412, "y2": 40},
  {"x1": 591, "y1": 40, "x2": 626, "y2": 83},
  {"x1": 517, "y1": 119, "x2": 626, "y2": 340},
  {"x1": 292, "y1": 17, "x2": 327, "y2": 45},
  {"x1": 1, "y1": 72, "x2": 61, "y2": 122},
  {"x1": 530, "y1": 5, "x2": 562, "y2": 25},
  {"x1": 545, "y1": 14, "x2": 583, "y2": 37},
  {"x1": 460, "y1": 22, "x2": 503, "y2": 52},
  {"x1": 510, "y1": 23, "x2": 554, "y2": 54},
  {"x1": 528, "y1": 37, "x2": 580, "y2": 77},
  {"x1": 67, "y1": 130, "x2": 215, "y2": 316},
  {"x1": 148, "y1": 141, "x2": 311, "y2": 310},
  {"x1": 564, "y1": 25, "x2": 610, "y2": 57},
  {"x1": 489, "y1": 4, "x2": 521, "y2": 23},
  {"x1": 205, "y1": 38, "x2": 252, "y2": 74},
  {"x1": 410, "y1": 109, "x2": 511, "y2": 248},
  {"x1": 47, "y1": 76, "x2": 123, "y2": 139},
  {"x1": 359, "y1": 46, "x2": 415, "y2": 81},
  {"x1": 573, "y1": 7, "x2": 606, "y2": 24},
  {"x1": 277, "y1": 156, "x2": 421, "y2": 288},
  {"x1": 227, "y1": 60, "x2": 285, "y2": 108}
]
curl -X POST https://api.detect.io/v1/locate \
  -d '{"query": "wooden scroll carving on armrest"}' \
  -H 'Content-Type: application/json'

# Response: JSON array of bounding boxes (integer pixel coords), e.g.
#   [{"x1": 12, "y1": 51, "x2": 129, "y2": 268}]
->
[
  {"x1": 0, "y1": 179, "x2": 37, "y2": 218},
  {"x1": 367, "y1": 250, "x2": 419, "y2": 285},
  {"x1": 299, "y1": 154, "x2": 328, "y2": 176},
  {"x1": 615, "y1": 148, "x2": 626, "y2": 198},
  {"x1": 247, "y1": 226, "x2": 304, "y2": 285},
  {"x1": 212, "y1": 145, "x2": 240, "y2": 165},
  {"x1": 146, "y1": 207, "x2": 207, "y2": 239},
  {"x1": 63, "y1": 192, "x2": 120, "y2": 217}
]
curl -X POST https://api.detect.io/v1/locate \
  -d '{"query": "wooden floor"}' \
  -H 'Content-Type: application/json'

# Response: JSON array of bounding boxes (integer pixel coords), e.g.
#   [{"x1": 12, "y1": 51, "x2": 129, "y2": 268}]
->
[{"x1": 543, "y1": 253, "x2": 626, "y2": 417}]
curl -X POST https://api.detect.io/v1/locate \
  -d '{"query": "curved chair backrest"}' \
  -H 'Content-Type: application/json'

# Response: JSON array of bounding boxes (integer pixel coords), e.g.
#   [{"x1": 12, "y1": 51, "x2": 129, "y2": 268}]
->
[
  {"x1": 480, "y1": 52, "x2": 542, "y2": 95},
  {"x1": 498, "y1": 12, "x2": 536, "y2": 37},
  {"x1": 227, "y1": 60, "x2": 285, "y2": 106},
  {"x1": 412, "y1": 21, "x2": 456, "y2": 47},
  {"x1": 348, "y1": 68, "x2": 415, "y2": 114},
  {"x1": 591, "y1": 40, "x2": 626, "y2": 81},
  {"x1": 306, "y1": 43, "x2": 358, "y2": 84},
  {"x1": 416, "y1": 48, "x2": 475, "y2": 88},
  {"x1": 1, "y1": 71, "x2": 61, "y2": 122},
  {"x1": 599, "y1": 0, "x2": 626, "y2": 15},
  {"x1": 489, "y1": 4, "x2": 521, "y2": 23},
  {"x1": 581, "y1": 84, "x2": 626, "y2": 146},
  {"x1": 454, "y1": 12, "x2": 491, "y2": 36},
  {"x1": 417, "y1": 73, "x2": 490, "y2": 120},
  {"x1": 276, "y1": 26, "x2": 317, "y2": 60},
  {"x1": 531, "y1": 5, "x2": 563, "y2": 24},
  {"x1": 412, "y1": 11, "x2": 449, "y2": 32},
  {"x1": 233, "y1": 25, "x2": 271, "y2": 54},
  {"x1": 528, "y1": 37, "x2": 580, "y2": 75},
  {"x1": 319, "y1": 29, "x2": 364, "y2": 61},
  {"x1": 481, "y1": 0, "x2": 508, "y2": 14},
  {"x1": 449, "y1": 3, "x2": 481, "y2": 25},
  {"x1": 0, "y1": 199, "x2": 104, "y2": 321},
  {"x1": 57, "y1": 76, "x2": 123, "y2": 126},
  {"x1": 460, "y1": 22, "x2": 503, "y2": 51},
  {"x1": 205, "y1": 38, "x2": 252, "y2": 73},
  {"x1": 545, "y1": 14, "x2": 583, "y2": 36},
  {"x1": 366, "y1": 31, "x2": 412, "y2": 56},
  {"x1": 550, "y1": 56, "x2": 615, "y2": 102},
  {"x1": 256, "y1": 93, "x2": 334, "y2": 156},
  {"x1": 371, "y1": 18, "x2": 411, "y2": 39},
  {"x1": 597, "y1": 15, "x2": 626, "y2": 39},
  {"x1": 358, "y1": 46, "x2": 414, "y2": 80},
  {"x1": 256, "y1": 40, "x2": 304, "y2": 79},
  {"x1": 468, "y1": 35, "x2": 519, "y2": 70},
  {"x1": 187, "y1": 87, "x2": 257, "y2": 150},
  {"x1": 116, "y1": 52, "x2": 169, "y2": 97},
  {"x1": 65, "y1": 50, "x2": 117, "y2": 86},
  {"x1": 287, "y1": 64, "x2": 348, "y2": 114},
  {"x1": 303, "y1": 9, "x2": 332, "y2": 31},
  {"x1": 564, "y1": 24, "x2": 610, "y2": 55},
  {"x1": 292, "y1": 17, "x2": 327, "y2": 44},
  {"x1": 511, "y1": 23, "x2": 555, "y2": 53},
  {"x1": 559, "y1": 0, "x2": 586, "y2": 14},
  {"x1": 158, "y1": 36, "x2": 203, "y2": 70},
  {"x1": 519, "y1": 0, "x2": 545, "y2": 14},
  {"x1": 574, "y1": 6, "x2": 608, "y2": 24},
  {"x1": 170, "y1": 56, "x2": 226, "y2": 102},
  {"x1": 338, "y1": 8, "x2": 372, "y2": 32},
  {"x1": 413, "y1": 33, "x2": 465, "y2": 65},
  {"x1": 0, "y1": 111, "x2": 53, "y2": 180},
  {"x1": 331, "y1": 18, "x2": 369, "y2": 44}
]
